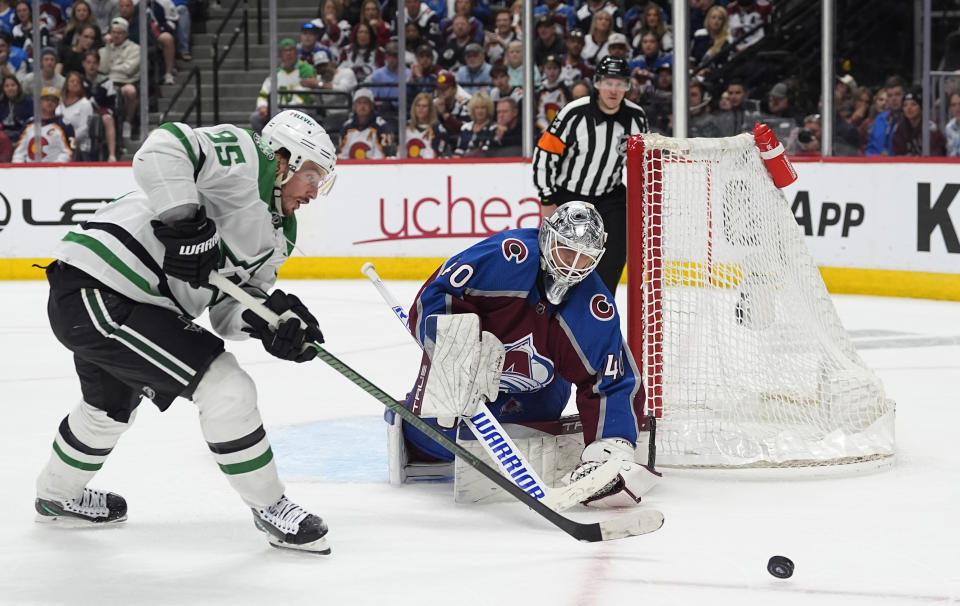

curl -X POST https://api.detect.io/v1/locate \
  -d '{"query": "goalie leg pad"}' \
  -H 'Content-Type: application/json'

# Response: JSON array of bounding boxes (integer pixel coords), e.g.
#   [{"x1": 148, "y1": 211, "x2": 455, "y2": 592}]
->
[
  {"x1": 193, "y1": 352, "x2": 283, "y2": 508},
  {"x1": 385, "y1": 409, "x2": 454, "y2": 484}
]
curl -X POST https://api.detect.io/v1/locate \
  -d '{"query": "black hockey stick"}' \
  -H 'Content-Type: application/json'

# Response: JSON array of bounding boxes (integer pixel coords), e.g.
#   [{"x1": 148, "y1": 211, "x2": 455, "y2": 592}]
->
[{"x1": 208, "y1": 273, "x2": 664, "y2": 542}]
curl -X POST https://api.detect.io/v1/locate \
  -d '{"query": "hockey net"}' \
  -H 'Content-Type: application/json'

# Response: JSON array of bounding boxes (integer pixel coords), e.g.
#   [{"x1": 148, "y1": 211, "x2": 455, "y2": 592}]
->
[{"x1": 625, "y1": 132, "x2": 895, "y2": 470}]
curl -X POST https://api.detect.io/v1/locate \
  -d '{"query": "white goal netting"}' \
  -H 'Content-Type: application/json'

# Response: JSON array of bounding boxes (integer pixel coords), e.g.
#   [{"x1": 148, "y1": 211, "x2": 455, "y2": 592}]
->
[{"x1": 626, "y1": 132, "x2": 895, "y2": 470}]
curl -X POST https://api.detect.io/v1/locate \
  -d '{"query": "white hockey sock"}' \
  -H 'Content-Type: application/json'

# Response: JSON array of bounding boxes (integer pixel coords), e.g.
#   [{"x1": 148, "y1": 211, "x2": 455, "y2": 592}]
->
[
  {"x1": 192, "y1": 352, "x2": 284, "y2": 509},
  {"x1": 36, "y1": 401, "x2": 136, "y2": 502}
]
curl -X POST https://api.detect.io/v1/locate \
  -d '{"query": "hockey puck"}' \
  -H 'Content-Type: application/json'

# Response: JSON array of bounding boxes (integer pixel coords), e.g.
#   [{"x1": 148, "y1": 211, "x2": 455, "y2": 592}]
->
[{"x1": 767, "y1": 555, "x2": 794, "y2": 579}]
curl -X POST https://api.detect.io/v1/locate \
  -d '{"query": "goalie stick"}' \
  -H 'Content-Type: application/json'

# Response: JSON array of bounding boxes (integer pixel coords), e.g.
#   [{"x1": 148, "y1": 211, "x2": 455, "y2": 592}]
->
[
  {"x1": 360, "y1": 262, "x2": 621, "y2": 512},
  {"x1": 208, "y1": 272, "x2": 664, "y2": 542}
]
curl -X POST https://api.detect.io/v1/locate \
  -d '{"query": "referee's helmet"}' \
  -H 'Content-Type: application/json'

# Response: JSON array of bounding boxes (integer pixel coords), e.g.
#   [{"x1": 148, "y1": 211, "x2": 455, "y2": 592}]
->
[{"x1": 594, "y1": 56, "x2": 631, "y2": 82}]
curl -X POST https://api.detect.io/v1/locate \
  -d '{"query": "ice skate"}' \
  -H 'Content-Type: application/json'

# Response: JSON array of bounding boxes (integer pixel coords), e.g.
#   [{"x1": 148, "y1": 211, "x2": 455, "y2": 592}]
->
[
  {"x1": 35, "y1": 488, "x2": 127, "y2": 525},
  {"x1": 251, "y1": 495, "x2": 330, "y2": 554}
]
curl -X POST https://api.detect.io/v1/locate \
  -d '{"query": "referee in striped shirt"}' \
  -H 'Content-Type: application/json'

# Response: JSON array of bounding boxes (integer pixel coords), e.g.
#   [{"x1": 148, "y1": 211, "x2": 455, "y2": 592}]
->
[{"x1": 533, "y1": 56, "x2": 648, "y2": 296}]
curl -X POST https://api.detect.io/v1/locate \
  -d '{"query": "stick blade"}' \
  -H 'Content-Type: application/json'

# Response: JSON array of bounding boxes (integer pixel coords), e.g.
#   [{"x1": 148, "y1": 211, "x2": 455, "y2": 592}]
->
[{"x1": 598, "y1": 508, "x2": 664, "y2": 540}]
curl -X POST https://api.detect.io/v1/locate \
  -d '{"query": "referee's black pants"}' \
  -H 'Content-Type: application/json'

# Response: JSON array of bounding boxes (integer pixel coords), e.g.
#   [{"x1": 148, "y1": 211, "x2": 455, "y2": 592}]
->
[{"x1": 556, "y1": 186, "x2": 627, "y2": 297}]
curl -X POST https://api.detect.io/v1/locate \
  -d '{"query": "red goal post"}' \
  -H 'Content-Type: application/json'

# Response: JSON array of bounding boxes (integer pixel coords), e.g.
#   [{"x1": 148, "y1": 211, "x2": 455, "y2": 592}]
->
[{"x1": 624, "y1": 132, "x2": 895, "y2": 471}]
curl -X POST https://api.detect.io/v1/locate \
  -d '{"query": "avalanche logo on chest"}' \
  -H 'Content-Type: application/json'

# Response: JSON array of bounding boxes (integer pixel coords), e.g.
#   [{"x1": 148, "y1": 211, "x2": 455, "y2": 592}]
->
[{"x1": 499, "y1": 334, "x2": 555, "y2": 392}]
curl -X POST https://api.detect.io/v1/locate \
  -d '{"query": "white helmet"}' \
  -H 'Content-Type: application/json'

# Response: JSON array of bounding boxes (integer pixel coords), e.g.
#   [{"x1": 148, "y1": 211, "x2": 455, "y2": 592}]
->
[
  {"x1": 538, "y1": 201, "x2": 607, "y2": 304},
  {"x1": 260, "y1": 110, "x2": 337, "y2": 196}
]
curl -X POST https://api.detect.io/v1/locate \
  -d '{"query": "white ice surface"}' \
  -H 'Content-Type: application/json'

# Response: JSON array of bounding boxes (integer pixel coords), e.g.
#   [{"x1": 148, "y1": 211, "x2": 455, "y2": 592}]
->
[{"x1": 1, "y1": 280, "x2": 958, "y2": 605}]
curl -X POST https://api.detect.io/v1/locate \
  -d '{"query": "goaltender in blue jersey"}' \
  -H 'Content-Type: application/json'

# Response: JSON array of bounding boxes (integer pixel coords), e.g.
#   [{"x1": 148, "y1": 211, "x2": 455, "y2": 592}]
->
[{"x1": 401, "y1": 201, "x2": 660, "y2": 507}]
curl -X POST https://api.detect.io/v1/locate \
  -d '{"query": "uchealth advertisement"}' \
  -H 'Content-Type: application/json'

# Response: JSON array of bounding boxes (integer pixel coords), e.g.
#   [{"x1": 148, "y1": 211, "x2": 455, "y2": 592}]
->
[{"x1": 0, "y1": 159, "x2": 958, "y2": 299}]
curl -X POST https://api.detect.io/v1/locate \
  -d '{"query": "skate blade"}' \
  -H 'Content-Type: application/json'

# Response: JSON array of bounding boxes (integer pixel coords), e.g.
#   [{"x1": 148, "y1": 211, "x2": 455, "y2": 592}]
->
[
  {"x1": 266, "y1": 534, "x2": 331, "y2": 555},
  {"x1": 35, "y1": 513, "x2": 127, "y2": 528}
]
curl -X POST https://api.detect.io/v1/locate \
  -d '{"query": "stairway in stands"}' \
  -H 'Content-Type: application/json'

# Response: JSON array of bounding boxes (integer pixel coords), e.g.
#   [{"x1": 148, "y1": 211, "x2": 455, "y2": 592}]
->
[{"x1": 150, "y1": 0, "x2": 319, "y2": 148}]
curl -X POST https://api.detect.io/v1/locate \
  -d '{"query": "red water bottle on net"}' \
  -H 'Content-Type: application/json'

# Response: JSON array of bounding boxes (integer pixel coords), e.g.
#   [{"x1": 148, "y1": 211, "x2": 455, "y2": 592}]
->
[{"x1": 753, "y1": 122, "x2": 797, "y2": 188}]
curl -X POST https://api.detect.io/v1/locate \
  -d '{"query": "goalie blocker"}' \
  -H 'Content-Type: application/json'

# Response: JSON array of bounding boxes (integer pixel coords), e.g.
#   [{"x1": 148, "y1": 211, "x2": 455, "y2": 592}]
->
[{"x1": 387, "y1": 412, "x2": 658, "y2": 506}]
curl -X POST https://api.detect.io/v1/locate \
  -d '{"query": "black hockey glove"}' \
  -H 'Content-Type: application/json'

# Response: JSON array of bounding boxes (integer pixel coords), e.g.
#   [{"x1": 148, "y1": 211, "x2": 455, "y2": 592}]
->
[
  {"x1": 151, "y1": 207, "x2": 221, "y2": 287},
  {"x1": 241, "y1": 290, "x2": 324, "y2": 363}
]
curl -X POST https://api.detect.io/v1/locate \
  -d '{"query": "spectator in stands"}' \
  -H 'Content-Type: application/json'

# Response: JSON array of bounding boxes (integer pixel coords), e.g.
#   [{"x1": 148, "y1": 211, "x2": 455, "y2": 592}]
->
[
  {"x1": 12, "y1": 1, "x2": 51, "y2": 59},
  {"x1": 405, "y1": 0, "x2": 443, "y2": 49},
  {"x1": 534, "y1": 55, "x2": 571, "y2": 133},
  {"x1": 727, "y1": 0, "x2": 771, "y2": 51},
  {"x1": 22, "y1": 47, "x2": 65, "y2": 95},
  {"x1": 339, "y1": 86, "x2": 393, "y2": 159},
  {"x1": 438, "y1": 14, "x2": 473, "y2": 70},
  {"x1": 629, "y1": 31, "x2": 670, "y2": 84},
  {"x1": 570, "y1": 79, "x2": 591, "y2": 99},
  {"x1": 716, "y1": 78, "x2": 757, "y2": 135},
  {"x1": 88, "y1": 0, "x2": 118, "y2": 36},
  {"x1": 0, "y1": 126, "x2": 10, "y2": 161},
  {"x1": 484, "y1": 96, "x2": 521, "y2": 156},
  {"x1": 648, "y1": 62, "x2": 673, "y2": 133},
  {"x1": 58, "y1": 24, "x2": 98, "y2": 76},
  {"x1": 38, "y1": 0, "x2": 66, "y2": 39},
  {"x1": 443, "y1": 0, "x2": 484, "y2": 44},
  {"x1": 606, "y1": 32, "x2": 630, "y2": 60},
  {"x1": 57, "y1": 71, "x2": 94, "y2": 160},
  {"x1": 762, "y1": 81, "x2": 797, "y2": 141},
  {"x1": 172, "y1": 0, "x2": 192, "y2": 62},
  {"x1": 359, "y1": 0, "x2": 391, "y2": 48},
  {"x1": 98, "y1": 17, "x2": 138, "y2": 139},
  {"x1": 1, "y1": 73, "x2": 31, "y2": 142},
  {"x1": 575, "y1": 0, "x2": 621, "y2": 34},
  {"x1": 691, "y1": 5, "x2": 731, "y2": 75},
  {"x1": 944, "y1": 92, "x2": 960, "y2": 157},
  {"x1": 690, "y1": 0, "x2": 719, "y2": 33},
  {"x1": 866, "y1": 75, "x2": 905, "y2": 156},
  {"x1": 892, "y1": 89, "x2": 946, "y2": 156},
  {"x1": 559, "y1": 28, "x2": 593, "y2": 87},
  {"x1": 0, "y1": 31, "x2": 28, "y2": 79},
  {"x1": 484, "y1": 7, "x2": 519, "y2": 65},
  {"x1": 60, "y1": 0, "x2": 102, "y2": 52},
  {"x1": 856, "y1": 87, "x2": 885, "y2": 152},
  {"x1": 314, "y1": 50, "x2": 357, "y2": 99},
  {"x1": 409, "y1": 43, "x2": 441, "y2": 94},
  {"x1": 488, "y1": 63, "x2": 521, "y2": 102},
  {"x1": 0, "y1": 0, "x2": 13, "y2": 34},
  {"x1": 688, "y1": 78, "x2": 723, "y2": 138},
  {"x1": 315, "y1": 0, "x2": 350, "y2": 58},
  {"x1": 12, "y1": 85, "x2": 74, "y2": 162},
  {"x1": 367, "y1": 40, "x2": 410, "y2": 106},
  {"x1": 117, "y1": 0, "x2": 176, "y2": 85},
  {"x1": 454, "y1": 91, "x2": 494, "y2": 156},
  {"x1": 339, "y1": 22, "x2": 384, "y2": 83},
  {"x1": 299, "y1": 22, "x2": 332, "y2": 68},
  {"x1": 581, "y1": 11, "x2": 613, "y2": 66},
  {"x1": 834, "y1": 74, "x2": 857, "y2": 121},
  {"x1": 456, "y1": 42, "x2": 491, "y2": 95},
  {"x1": 405, "y1": 90, "x2": 446, "y2": 158},
  {"x1": 433, "y1": 69, "x2": 470, "y2": 149},
  {"x1": 505, "y1": 40, "x2": 539, "y2": 89},
  {"x1": 251, "y1": 38, "x2": 317, "y2": 132},
  {"x1": 847, "y1": 85, "x2": 872, "y2": 130},
  {"x1": 785, "y1": 113, "x2": 821, "y2": 156},
  {"x1": 634, "y1": 3, "x2": 673, "y2": 53},
  {"x1": 535, "y1": 0, "x2": 577, "y2": 33},
  {"x1": 81, "y1": 49, "x2": 117, "y2": 160},
  {"x1": 534, "y1": 14, "x2": 565, "y2": 67}
]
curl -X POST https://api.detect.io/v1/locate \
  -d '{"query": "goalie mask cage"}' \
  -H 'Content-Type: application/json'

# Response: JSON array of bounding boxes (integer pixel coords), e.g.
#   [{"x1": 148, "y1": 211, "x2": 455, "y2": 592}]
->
[{"x1": 625, "y1": 132, "x2": 895, "y2": 470}]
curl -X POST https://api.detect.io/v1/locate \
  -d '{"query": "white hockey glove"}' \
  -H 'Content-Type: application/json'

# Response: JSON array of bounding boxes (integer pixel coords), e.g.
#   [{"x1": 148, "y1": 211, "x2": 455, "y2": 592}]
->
[
  {"x1": 566, "y1": 438, "x2": 661, "y2": 508},
  {"x1": 420, "y1": 314, "x2": 505, "y2": 429}
]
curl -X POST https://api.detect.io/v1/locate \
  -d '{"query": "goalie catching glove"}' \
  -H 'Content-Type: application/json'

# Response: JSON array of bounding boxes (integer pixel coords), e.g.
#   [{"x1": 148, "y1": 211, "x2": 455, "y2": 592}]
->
[
  {"x1": 419, "y1": 314, "x2": 505, "y2": 429},
  {"x1": 242, "y1": 290, "x2": 324, "y2": 363},
  {"x1": 566, "y1": 438, "x2": 661, "y2": 508}
]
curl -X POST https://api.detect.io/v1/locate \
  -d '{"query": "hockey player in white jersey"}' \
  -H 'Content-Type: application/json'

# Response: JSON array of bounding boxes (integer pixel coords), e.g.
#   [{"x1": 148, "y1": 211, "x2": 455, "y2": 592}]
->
[{"x1": 34, "y1": 110, "x2": 337, "y2": 554}]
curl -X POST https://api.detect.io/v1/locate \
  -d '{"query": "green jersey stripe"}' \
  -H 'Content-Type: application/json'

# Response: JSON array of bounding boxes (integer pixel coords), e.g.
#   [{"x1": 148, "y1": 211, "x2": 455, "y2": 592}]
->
[
  {"x1": 158, "y1": 122, "x2": 199, "y2": 171},
  {"x1": 52, "y1": 441, "x2": 103, "y2": 471},
  {"x1": 217, "y1": 447, "x2": 274, "y2": 475},
  {"x1": 64, "y1": 232, "x2": 161, "y2": 297}
]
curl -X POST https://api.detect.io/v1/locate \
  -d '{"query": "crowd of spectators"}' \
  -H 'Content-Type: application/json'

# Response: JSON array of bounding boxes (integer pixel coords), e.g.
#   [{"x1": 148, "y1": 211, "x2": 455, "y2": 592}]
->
[
  {"x1": 0, "y1": 0, "x2": 202, "y2": 163},
  {"x1": 246, "y1": 0, "x2": 960, "y2": 161}
]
